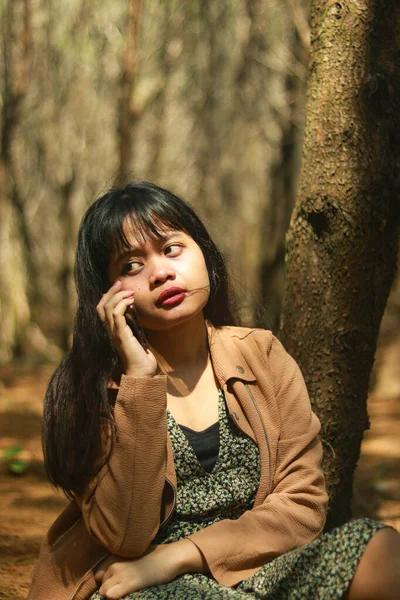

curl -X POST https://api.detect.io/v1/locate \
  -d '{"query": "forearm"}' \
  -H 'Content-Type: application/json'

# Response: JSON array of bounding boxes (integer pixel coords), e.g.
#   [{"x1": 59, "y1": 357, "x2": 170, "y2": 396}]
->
[
  {"x1": 95, "y1": 539, "x2": 209, "y2": 598},
  {"x1": 187, "y1": 427, "x2": 327, "y2": 587},
  {"x1": 76, "y1": 374, "x2": 169, "y2": 556}
]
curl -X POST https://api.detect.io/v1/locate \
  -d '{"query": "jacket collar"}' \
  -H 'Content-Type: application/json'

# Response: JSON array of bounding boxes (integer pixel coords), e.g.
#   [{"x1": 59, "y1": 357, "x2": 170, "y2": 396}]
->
[
  {"x1": 108, "y1": 320, "x2": 257, "y2": 390},
  {"x1": 205, "y1": 320, "x2": 256, "y2": 386}
]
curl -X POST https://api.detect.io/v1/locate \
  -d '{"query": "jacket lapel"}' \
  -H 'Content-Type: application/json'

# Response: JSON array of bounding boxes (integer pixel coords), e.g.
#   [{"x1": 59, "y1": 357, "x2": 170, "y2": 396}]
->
[
  {"x1": 205, "y1": 320, "x2": 257, "y2": 385},
  {"x1": 206, "y1": 321, "x2": 258, "y2": 442}
]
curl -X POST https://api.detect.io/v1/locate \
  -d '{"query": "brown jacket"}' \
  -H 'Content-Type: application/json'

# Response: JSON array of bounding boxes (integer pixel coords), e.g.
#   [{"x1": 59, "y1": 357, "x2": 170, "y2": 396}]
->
[{"x1": 28, "y1": 322, "x2": 328, "y2": 599}]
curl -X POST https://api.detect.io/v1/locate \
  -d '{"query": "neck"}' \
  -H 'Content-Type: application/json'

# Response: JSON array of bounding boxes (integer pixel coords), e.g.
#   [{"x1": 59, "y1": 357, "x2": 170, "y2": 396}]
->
[{"x1": 145, "y1": 314, "x2": 210, "y2": 377}]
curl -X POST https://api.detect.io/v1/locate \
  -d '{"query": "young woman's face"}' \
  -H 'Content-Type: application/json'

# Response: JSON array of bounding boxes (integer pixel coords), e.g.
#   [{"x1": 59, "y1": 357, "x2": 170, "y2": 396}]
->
[{"x1": 107, "y1": 221, "x2": 210, "y2": 331}]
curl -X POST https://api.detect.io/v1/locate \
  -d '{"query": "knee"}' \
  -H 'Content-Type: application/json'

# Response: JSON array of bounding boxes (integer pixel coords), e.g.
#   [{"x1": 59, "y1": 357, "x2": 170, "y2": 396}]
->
[
  {"x1": 347, "y1": 527, "x2": 400, "y2": 600},
  {"x1": 368, "y1": 527, "x2": 400, "y2": 561}
]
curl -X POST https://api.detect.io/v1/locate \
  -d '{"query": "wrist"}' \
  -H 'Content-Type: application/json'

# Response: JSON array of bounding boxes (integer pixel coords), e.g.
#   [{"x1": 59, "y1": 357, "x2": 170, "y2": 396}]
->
[
  {"x1": 125, "y1": 371, "x2": 153, "y2": 378},
  {"x1": 124, "y1": 367, "x2": 157, "y2": 378},
  {"x1": 172, "y1": 539, "x2": 208, "y2": 576}
]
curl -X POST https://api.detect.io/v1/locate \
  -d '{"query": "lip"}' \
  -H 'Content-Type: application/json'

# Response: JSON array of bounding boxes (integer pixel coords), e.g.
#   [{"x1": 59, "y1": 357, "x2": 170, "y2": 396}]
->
[{"x1": 156, "y1": 286, "x2": 186, "y2": 306}]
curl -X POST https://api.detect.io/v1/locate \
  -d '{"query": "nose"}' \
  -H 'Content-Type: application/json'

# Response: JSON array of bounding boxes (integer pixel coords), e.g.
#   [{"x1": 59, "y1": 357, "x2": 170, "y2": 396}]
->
[{"x1": 148, "y1": 258, "x2": 176, "y2": 288}]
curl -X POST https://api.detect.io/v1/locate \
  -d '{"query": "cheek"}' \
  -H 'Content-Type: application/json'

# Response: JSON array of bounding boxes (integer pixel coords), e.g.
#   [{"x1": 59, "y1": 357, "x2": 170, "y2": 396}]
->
[
  {"x1": 118, "y1": 278, "x2": 146, "y2": 307},
  {"x1": 204, "y1": 261, "x2": 210, "y2": 283},
  {"x1": 199, "y1": 256, "x2": 210, "y2": 286},
  {"x1": 119, "y1": 278, "x2": 136, "y2": 291},
  {"x1": 128, "y1": 285, "x2": 146, "y2": 315},
  {"x1": 118, "y1": 273, "x2": 143, "y2": 293}
]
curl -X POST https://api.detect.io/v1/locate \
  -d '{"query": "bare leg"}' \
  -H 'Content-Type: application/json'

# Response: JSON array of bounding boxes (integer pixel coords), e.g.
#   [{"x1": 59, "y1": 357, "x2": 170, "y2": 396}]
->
[{"x1": 344, "y1": 528, "x2": 400, "y2": 600}]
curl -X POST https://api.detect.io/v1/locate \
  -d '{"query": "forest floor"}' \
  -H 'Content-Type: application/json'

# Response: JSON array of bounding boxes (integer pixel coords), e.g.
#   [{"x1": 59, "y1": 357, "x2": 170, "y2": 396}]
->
[{"x1": 0, "y1": 333, "x2": 399, "y2": 600}]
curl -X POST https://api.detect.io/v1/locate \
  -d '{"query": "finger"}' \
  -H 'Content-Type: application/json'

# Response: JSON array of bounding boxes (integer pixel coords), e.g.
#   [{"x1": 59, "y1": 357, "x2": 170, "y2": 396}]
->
[
  {"x1": 103, "y1": 279, "x2": 122, "y2": 302},
  {"x1": 104, "y1": 294, "x2": 135, "y2": 333},
  {"x1": 107, "y1": 297, "x2": 136, "y2": 337},
  {"x1": 99, "y1": 574, "x2": 123, "y2": 597},
  {"x1": 96, "y1": 280, "x2": 122, "y2": 319},
  {"x1": 94, "y1": 556, "x2": 116, "y2": 582},
  {"x1": 100, "y1": 289, "x2": 134, "y2": 323},
  {"x1": 111, "y1": 293, "x2": 136, "y2": 318},
  {"x1": 97, "y1": 302, "x2": 108, "y2": 327},
  {"x1": 101, "y1": 581, "x2": 137, "y2": 600},
  {"x1": 97, "y1": 281, "x2": 133, "y2": 324},
  {"x1": 94, "y1": 569, "x2": 104, "y2": 583},
  {"x1": 100, "y1": 566, "x2": 115, "y2": 585},
  {"x1": 114, "y1": 313, "x2": 135, "y2": 340},
  {"x1": 104, "y1": 289, "x2": 135, "y2": 312},
  {"x1": 113, "y1": 313, "x2": 150, "y2": 354}
]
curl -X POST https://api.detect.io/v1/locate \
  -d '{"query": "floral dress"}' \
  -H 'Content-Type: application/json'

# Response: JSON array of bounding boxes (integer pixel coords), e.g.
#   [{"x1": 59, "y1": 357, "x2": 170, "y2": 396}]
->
[{"x1": 91, "y1": 390, "x2": 386, "y2": 600}]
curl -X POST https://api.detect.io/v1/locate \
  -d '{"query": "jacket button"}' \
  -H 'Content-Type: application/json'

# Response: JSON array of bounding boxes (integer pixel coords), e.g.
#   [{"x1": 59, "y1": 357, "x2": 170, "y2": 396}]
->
[
  {"x1": 236, "y1": 365, "x2": 244, "y2": 373},
  {"x1": 233, "y1": 412, "x2": 239, "y2": 420}
]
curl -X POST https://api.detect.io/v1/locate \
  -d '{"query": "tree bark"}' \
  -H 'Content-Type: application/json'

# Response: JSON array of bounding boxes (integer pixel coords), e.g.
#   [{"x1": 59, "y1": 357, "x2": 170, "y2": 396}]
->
[
  {"x1": 189, "y1": 0, "x2": 230, "y2": 224},
  {"x1": 279, "y1": 0, "x2": 400, "y2": 530},
  {"x1": 148, "y1": 1, "x2": 174, "y2": 183},
  {"x1": 118, "y1": 0, "x2": 142, "y2": 178},
  {"x1": 0, "y1": 0, "x2": 32, "y2": 361},
  {"x1": 258, "y1": 0, "x2": 310, "y2": 331}
]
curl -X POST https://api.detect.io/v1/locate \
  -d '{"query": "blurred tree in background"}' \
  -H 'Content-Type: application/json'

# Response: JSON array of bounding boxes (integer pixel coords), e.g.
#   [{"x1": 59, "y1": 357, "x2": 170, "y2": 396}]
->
[
  {"x1": 0, "y1": 0, "x2": 309, "y2": 361},
  {"x1": 0, "y1": 0, "x2": 32, "y2": 361}
]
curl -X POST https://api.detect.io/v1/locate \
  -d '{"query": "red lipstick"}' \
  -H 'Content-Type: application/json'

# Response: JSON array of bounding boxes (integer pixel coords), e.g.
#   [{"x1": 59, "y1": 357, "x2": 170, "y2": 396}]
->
[{"x1": 156, "y1": 286, "x2": 186, "y2": 307}]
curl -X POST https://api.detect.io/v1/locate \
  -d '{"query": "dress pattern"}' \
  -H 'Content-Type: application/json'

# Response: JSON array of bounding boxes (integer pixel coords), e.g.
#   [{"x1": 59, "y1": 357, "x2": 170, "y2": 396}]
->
[
  {"x1": 154, "y1": 389, "x2": 261, "y2": 544},
  {"x1": 91, "y1": 390, "x2": 386, "y2": 600}
]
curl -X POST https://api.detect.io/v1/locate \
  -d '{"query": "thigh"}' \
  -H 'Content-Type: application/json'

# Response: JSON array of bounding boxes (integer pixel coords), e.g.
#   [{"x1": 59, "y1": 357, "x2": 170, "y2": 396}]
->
[
  {"x1": 238, "y1": 518, "x2": 387, "y2": 600},
  {"x1": 343, "y1": 526, "x2": 400, "y2": 600}
]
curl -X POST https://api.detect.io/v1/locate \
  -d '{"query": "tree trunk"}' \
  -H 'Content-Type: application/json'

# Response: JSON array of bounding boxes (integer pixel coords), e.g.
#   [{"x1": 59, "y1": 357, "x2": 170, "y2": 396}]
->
[
  {"x1": 189, "y1": 0, "x2": 230, "y2": 224},
  {"x1": 279, "y1": 0, "x2": 400, "y2": 530},
  {"x1": 147, "y1": 1, "x2": 174, "y2": 183},
  {"x1": 0, "y1": 0, "x2": 32, "y2": 361},
  {"x1": 258, "y1": 0, "x2": 310, "y2": 331},
  {"x1": 118, "y1": 0, "x2": 142, "y2": 178}
]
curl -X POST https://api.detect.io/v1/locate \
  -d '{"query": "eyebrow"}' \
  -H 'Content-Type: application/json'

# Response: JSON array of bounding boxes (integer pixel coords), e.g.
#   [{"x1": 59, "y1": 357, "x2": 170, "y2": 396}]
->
[{"x1": 114, "y1": 231, "x2": 182, "y2": 264}]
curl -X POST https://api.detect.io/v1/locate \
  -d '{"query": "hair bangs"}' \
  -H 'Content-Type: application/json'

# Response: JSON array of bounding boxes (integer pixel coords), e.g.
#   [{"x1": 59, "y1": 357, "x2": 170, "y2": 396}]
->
[{"x1": 102, "y1": 190, "x2": 189, "y2": 258}]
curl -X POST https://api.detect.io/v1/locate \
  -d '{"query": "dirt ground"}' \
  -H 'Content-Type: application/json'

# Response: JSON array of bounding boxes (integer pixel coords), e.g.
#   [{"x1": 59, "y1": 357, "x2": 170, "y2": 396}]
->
[{"x1": 0, "y1": 337, "x2": 399, "y2": 600}]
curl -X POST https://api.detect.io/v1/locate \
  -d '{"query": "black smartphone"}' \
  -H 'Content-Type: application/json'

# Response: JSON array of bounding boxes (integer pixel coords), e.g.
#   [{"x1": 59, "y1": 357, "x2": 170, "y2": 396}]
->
[{"x1": 125, "y1": 304, "x2": 149, "y2": 349}]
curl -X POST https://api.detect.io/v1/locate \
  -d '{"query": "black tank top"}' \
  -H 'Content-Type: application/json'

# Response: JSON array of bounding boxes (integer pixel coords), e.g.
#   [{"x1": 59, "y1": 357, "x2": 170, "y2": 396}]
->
[{"x1": 179, "y1": 422, "x2": 220, "y2": 473}]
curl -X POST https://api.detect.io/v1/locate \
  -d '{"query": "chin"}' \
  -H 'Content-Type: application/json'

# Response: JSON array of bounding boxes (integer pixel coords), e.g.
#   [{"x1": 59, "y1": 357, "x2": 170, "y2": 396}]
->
[{"x1": 144, "y1": 304, "x2": 207, "y2": 332}]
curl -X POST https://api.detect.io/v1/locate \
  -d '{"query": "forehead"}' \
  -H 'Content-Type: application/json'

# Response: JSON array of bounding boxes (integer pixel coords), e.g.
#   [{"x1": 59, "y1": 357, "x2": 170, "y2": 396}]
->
[
  {"x1": 108, "y1": 216, "x2": 187, "y2": 266},
  {"x1": 121, "y1": 216, "x2": 183, "y2": 249}
]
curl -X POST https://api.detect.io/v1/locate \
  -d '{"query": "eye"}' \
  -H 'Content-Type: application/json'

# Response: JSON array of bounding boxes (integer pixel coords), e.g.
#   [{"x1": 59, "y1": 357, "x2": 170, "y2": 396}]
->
[
  {"x1": 164, "y1": 244, "x2": 182, "y2": 256},
  {"x1": 122, "y1": 260, "x2": 142, "y2": 274}
]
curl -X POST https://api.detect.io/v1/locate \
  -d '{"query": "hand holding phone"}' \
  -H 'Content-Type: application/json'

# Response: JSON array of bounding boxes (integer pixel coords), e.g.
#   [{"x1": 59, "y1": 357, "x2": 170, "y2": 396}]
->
[
  {"x1": 125, "y1": 303, "x2": 149, "y2": 349},
  {"x1": 96, "y1": 282, "x2": 157, "y2": 377}
]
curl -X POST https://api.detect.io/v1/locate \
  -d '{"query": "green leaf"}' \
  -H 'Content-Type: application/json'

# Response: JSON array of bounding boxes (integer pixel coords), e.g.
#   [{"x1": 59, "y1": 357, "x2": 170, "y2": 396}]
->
[
  {"x1": 8, "y1": 460, "x2": 29, "y2": 475},
  {"x1": 1, "y1": 446, "x2": 22, "y2": 459}
]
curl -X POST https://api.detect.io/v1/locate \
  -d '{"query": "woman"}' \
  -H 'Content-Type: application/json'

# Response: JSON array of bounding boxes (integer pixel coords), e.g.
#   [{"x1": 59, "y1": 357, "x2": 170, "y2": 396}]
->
[{"x1": 29, "y1": 181, "x2": 400, "y2": 600}]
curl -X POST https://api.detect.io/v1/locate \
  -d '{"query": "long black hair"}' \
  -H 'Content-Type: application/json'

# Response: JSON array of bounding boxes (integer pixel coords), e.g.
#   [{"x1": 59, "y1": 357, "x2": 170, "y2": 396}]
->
[{"x1": 43, "y1": 181, "x2": 239, "y2": 496}]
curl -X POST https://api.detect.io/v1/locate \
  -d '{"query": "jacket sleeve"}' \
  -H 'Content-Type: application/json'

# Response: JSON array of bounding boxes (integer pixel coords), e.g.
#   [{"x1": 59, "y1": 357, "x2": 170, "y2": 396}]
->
[
  {"x1": 187, "y1": 335, "x2": 328, "y2": 587},
  {"x1": 74, "y1": 374, "x2": 168, "y2": 558}
]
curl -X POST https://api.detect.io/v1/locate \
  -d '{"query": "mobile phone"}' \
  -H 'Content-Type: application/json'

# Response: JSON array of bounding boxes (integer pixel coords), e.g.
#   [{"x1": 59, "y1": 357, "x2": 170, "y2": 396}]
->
[{"x1": 125, "y1": 304, "x2": 148, "y2": 349}]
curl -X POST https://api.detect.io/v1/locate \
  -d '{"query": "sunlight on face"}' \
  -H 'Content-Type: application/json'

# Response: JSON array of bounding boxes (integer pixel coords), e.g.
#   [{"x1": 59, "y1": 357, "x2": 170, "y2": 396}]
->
[{"x1": 107, "y1": 217, "x2": 210, "y2": 331}]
